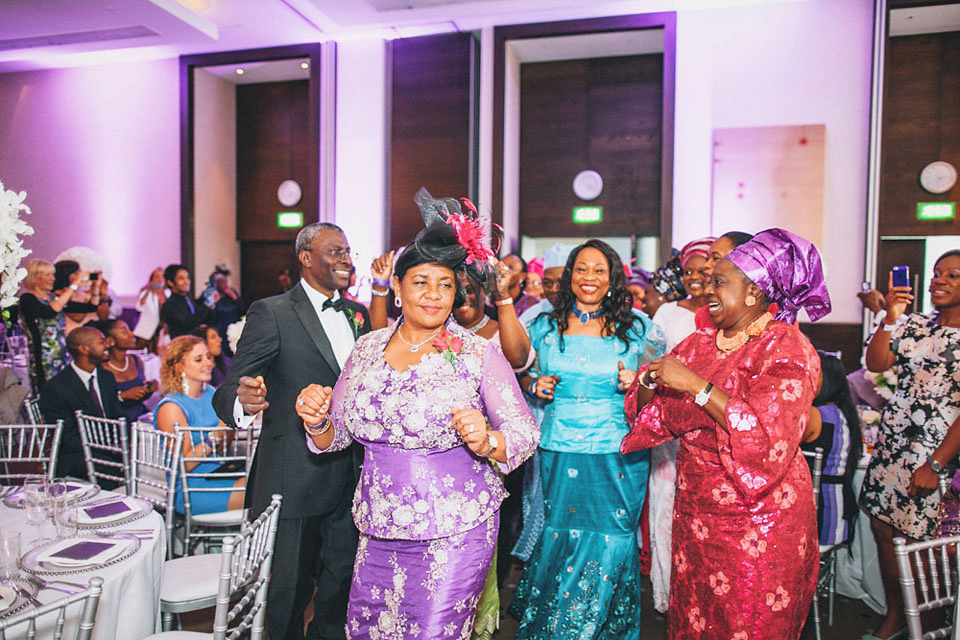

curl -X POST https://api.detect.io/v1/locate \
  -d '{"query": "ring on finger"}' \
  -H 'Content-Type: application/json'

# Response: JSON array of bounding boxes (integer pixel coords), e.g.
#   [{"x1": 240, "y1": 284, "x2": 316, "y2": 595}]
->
[
  {"x1": 297, "y1": 398, "x2": 305, "y2": 406},
  {"x1": 466, "y1": 424, "x2": 475, "y2": 434}
]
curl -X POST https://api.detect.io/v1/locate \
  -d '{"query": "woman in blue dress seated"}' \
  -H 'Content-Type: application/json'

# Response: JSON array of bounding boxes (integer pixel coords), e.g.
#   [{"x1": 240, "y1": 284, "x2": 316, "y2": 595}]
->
[
  {"x1": 509, "y1": 239, "x2": 666, "y2": 639},
  {"x1": 802, "y1": 351, "x2": 862, "y2": 547},
  {"x1": 154, "y1": 335, "x2": 245, "y2": 514}
]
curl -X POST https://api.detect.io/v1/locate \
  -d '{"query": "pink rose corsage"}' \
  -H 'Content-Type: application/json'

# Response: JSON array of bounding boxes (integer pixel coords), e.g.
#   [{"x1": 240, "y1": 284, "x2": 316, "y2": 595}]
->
[{"x1": 433, "y1": 330, "x2": 463, "y2": 369}]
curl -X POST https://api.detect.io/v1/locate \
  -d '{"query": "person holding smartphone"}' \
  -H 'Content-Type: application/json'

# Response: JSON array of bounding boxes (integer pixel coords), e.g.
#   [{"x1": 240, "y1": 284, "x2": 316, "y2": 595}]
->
[{"x1": 859, "y1": 250, "x2": 960, "y2": 640}]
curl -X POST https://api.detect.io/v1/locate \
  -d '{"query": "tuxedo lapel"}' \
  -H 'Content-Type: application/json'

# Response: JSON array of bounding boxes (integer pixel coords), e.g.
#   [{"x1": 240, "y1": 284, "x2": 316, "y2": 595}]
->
[{"x1": 290, "y1": 284, "x2": 341, "y2": 377}]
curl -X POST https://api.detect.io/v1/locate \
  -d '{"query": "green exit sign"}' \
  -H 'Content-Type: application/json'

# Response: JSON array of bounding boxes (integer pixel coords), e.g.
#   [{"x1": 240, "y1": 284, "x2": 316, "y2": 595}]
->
[
  {"x1": 572, "y1": 206, "x2": 602, "y2": 224},
  {"x1": 917, "y1": 202, "x2": 956, "y2": 221},
  {"x1": 277, "y1": 211, "x2": 304, "y2": 228}
]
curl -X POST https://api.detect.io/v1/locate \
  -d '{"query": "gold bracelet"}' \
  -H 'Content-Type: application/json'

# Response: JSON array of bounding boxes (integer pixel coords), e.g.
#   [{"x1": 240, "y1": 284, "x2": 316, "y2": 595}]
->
[
  {"x1": 305, "y1": 416, "x2": 332, "y2": 436},
  {"x1": 495, "y1": 298, "x2": 513, "y2": 307}
]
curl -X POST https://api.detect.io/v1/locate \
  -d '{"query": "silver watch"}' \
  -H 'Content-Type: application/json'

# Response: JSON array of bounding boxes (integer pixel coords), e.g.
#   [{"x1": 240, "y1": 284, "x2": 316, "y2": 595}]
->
[
  {"x1": 928, "y1": 454, "x2": 944, "y2": 474},
  {"x1": 694, "y1": 383, "x2": 714, "y2": 407}
]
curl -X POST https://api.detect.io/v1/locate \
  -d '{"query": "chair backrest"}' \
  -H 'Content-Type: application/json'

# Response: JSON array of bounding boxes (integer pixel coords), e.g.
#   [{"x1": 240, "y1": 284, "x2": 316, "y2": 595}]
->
[
  {"x1": 130, "y1": 423, "x2": 183, "y2": 559},
  {"x1": 24, "y1": 398, "x2": 43, "y2": 426},
  {"x1": 213, "y1": 494, "x2": 282, "y2": 640},
  {"x1": 175, "y1": 424, "x2": 248, "y2": 553},
  {"x1": 802, "y1": 446, "x2": 824, "y2": 506},
  {"x1": 75, "y1": 411, "x2": 129, "y2": 492},
  {"x1": 0, "y1": 422, "x2": 63, "y2": 484},
  {"x1": 0, "y1": 576, "x2": 104, "y2": 640},
  {"x1": 893, "y1": 534, "x2": 960, "y2": 640}
]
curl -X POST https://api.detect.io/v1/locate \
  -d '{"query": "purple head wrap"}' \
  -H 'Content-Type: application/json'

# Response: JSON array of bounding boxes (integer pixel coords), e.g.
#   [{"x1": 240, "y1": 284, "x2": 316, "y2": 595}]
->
[
  {"x1": 627, "y1": 267, "x2": 651, "y2": 289},
  {"x1": 725, "y1": 228, "x2": 831, "y2": 324}
]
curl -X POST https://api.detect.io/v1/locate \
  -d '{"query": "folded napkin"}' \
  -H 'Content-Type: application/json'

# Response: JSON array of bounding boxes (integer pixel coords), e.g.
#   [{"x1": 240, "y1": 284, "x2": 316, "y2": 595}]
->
[{"x1": 37, "y1": 538, "x2": 124, "y2": 567}]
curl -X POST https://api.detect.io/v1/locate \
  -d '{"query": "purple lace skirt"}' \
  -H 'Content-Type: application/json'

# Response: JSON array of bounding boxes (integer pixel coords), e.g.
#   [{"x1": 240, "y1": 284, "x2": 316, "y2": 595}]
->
[{"x1": 346, "y1": 512, "x2": 498, "y2": 639}]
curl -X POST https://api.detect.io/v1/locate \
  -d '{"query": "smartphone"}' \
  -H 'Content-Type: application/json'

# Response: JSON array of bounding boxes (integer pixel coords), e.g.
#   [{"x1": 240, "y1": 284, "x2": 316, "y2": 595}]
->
[
  {"x1": 892, "y1": 265, "x2": 910, "y2": 288},
  {"x1": 89, "y1": 272, "x2": 99, "y2": 281}
]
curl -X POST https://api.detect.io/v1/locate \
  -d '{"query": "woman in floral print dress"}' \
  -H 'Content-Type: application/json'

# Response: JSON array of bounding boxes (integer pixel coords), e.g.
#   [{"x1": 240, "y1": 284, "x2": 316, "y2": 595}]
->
[
  {"x1": 296, "y1": 213, "x2": 540, "y2": 640},
  {"x1": 622, "y1": 229, "x2": 830, "y2": 639},
  {"x1": 858, "y1": 249, "x2": 960, "y2": 640}
]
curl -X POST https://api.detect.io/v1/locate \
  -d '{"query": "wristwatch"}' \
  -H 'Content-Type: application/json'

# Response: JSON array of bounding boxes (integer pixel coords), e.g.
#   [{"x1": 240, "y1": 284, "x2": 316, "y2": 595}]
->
[
  {"x1": 479, "y1": 432, "x2": 497, "y2": 458},
  {"x1": 928, "y1": 454, "x2": 944, "y2": 474},
  {"x1": 694, "y1": 382, "x2": 714, "y2": 407}
]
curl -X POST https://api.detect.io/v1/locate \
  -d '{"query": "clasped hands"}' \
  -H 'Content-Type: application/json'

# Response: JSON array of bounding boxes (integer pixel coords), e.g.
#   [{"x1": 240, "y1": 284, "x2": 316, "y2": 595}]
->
[
  {"x1": 296, "y1": 384, "x2": 332, "y2": 428},
  {"x1": 637, "y1": 356, "x2": 705, "y2": 396}
]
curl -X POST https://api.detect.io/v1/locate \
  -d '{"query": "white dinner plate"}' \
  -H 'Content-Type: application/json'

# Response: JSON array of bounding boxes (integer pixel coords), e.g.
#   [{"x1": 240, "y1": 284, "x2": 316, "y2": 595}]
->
[{"x1": 77, "y1": 498, "x2": 136, "y2": 525}]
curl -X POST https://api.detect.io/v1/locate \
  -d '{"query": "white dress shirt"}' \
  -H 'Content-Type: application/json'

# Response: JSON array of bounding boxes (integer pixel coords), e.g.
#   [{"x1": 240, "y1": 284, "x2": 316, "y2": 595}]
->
[
  {"x1": 71, "y1": 362, "x2": 105, "y2": 411},
  {"x1": 234, "y1": 280, "x2": 357, "y2": 426}
]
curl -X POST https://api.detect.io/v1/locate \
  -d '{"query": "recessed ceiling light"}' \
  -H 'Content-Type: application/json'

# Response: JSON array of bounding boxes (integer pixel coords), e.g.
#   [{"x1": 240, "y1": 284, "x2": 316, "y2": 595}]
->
[
  {"x1": 235, "y1": 69, "x2": 244, "y2": 75},
  {"x1": 300, "y1": 62, "x2": 309, "y2": 70}
]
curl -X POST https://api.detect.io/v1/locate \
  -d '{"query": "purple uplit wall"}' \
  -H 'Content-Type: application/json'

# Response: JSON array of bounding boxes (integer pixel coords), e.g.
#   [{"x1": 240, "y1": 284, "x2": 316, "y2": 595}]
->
[{"x1": 0, "y1": 59, "x2": 180, "y2": 303}]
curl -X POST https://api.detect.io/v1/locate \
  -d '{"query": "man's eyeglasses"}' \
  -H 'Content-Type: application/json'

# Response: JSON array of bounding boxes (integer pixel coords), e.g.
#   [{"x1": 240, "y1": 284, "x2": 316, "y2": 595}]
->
[{"x1": 315, "y1": 248, "x2": 353, "y2": 260}]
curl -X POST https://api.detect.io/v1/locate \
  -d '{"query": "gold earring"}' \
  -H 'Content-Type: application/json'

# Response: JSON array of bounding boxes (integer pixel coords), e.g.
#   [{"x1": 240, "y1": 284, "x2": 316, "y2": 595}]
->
[{"x1": 744, "y1": 295, "x2": 757, "y2": 307}]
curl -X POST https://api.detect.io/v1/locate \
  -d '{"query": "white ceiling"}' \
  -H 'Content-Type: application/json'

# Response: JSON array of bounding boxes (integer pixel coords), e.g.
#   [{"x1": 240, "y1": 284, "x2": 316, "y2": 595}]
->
[{"x1": 1, "y1": 1, "x2": 957, "y2": 76}]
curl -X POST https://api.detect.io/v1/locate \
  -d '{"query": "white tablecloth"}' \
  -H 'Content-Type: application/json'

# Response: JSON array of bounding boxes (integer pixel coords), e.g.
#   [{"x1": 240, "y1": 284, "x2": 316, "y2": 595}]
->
[
  {"x1": 0, "y1": 489, "x2": 165, "y2": 639},
  {"x1": 834, "y1": 459, "x2": 886, "y2": 614}
]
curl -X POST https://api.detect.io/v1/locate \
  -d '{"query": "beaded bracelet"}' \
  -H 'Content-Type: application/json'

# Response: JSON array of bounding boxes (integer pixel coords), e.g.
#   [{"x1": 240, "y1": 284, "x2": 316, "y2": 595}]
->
[
  {"x1": 371, "y1": 289, "x2": 389, "y2": 297},
  {"x1": 495, "y1": 298, "x2": 513, "y2": 307},
  {"x1": 527, "y1": 379, "x2": 538, "y2": 397},
  {"x1": 304, "y1": 416, "x2": 332, "y2": 436},
  {"x1": 372, "y1": 277, "x2": 391, "y2": 288}
]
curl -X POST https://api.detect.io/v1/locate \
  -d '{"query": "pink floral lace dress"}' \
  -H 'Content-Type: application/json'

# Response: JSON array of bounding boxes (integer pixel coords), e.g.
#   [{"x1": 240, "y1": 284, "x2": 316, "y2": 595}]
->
[
  {"x1": 309, "y1": 321, "x2": 540, "y2": 639},
  {"x1": 622, "y1": 321, "x2": 820, "y2": 639}
]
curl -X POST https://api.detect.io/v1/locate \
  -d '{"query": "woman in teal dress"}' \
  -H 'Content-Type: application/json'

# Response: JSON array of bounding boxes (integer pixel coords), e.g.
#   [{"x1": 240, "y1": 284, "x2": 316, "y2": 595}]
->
[
  {"x1": 154, "y1": 335, "x2": 245, "y2": 515},
  {"x1": 510, "y1": 239, "x2": 665, "y2": 639}
]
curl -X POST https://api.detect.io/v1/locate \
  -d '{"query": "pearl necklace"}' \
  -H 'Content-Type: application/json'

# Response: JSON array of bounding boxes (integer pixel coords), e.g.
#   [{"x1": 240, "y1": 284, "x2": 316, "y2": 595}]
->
[
  {"x1": 105, "y1": 355, "x2": 130, "y2": 373},
  {"x1": 716, "y1": 312, "x2": 774, "y2": 353},
  {"x1": 465, "y1": 315, "x2": 489, "y2": 334},
  {"x1": 395, "y1": 326, "x2": 444, "y2": 352},
  {"x1": 571, "y1": 306, "x2": 604, "y2": 324}
]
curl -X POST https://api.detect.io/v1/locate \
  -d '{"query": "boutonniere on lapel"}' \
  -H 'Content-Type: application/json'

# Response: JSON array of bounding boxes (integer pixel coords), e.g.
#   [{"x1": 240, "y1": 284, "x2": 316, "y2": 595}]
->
[
  {"x1": 432, "y1": 329, "x2": 463, "y2": 370},
  {"x1": 344, "y1": 307, "x2": 364, "y2": 339}
]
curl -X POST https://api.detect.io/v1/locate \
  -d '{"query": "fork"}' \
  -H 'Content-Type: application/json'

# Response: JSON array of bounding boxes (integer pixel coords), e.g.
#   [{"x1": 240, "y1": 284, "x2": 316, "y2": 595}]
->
[
  {"x1": 9, "y1": 583, "x2": 42, "y2": 608},
  {"x1": 24, "y1": 575, "x2": 86, "y2": 595}
]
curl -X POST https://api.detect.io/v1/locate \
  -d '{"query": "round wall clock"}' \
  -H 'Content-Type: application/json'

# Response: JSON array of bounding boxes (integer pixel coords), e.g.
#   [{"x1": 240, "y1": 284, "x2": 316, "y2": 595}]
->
[
  {"x1": 573, "y1": 170, "x2": 603, "y2": 201},
  {"x1": 277, "y1": 179, "x2": 303, "y2": 207},
  {"x1": 919, "y1": 161, "x2": 957, "y2": 195}
]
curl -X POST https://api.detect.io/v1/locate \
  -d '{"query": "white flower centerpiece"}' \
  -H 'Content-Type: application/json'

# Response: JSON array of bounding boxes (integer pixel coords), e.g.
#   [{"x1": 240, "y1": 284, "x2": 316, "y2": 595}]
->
[
  {"x1": 0, "y1": 181, "x2": 34, "y2": 312},
  {"x1": 863, "y1": 368, "x2": 897, "y2": 402}
]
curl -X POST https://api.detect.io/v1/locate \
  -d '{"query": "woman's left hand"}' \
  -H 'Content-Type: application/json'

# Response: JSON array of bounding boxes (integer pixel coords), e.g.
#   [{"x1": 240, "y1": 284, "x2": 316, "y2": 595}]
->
[
  {"x1": 908, "y1": 462, "x2": 941, "y2": 497},
  {"x1": 452, "y1": 408, "x2": 489, "y2": 455},
  {"x1": 617, "y1": 361, "x2": 636, "y2": 391},
  {"x1": 646, "y1": 356, "x2": 705, "y2": 396}
]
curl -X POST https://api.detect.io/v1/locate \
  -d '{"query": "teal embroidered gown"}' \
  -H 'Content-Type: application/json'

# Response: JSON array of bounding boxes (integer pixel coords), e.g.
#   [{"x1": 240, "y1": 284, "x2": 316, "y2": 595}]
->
[{"x1": 510, "y1": 312, "x2": 665, "y2": 639}]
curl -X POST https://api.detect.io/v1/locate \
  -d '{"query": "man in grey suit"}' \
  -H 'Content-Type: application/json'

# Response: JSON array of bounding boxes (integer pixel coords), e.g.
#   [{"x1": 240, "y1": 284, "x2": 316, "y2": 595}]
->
[{"x1": 213, "y1": 223, "x2": 369, "y2": 640}]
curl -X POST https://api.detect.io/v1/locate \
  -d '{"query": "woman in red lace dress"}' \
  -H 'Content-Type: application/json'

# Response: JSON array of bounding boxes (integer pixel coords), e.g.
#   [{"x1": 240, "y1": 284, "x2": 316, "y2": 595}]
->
[{"x1": 622, "y1": 229, "x2": 831, "y2": 639}]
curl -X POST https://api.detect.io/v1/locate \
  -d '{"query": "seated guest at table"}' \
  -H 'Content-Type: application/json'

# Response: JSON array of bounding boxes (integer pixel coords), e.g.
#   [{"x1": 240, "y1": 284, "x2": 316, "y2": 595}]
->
[
  {"x1": 19, "y1": 259, "x2": 100, "y2": 393},
  {"x1": 38, "y1": 326, "x2": 122, "y2": 482},
  {"x1": 802, "y1": 351, "x2": 862, "y2": 547},
  {"x1": 192, "y1": 325, "x2": 230, "y2": 388},
  {"x1": 154, "y1": 335, "x2": 245, "y2": 515},
  {"x1": 159, "y1": 264, "x2": 213, "y2": 339},
  {"x1": 859, "y1": 250, "x2": 960, "y2": 640},
  {"x1": 623, "y1": 228, "x2": 830, "y2": 639},
  {"x1": 89, "y1": 319, "x2": 158, "y2": 424}
]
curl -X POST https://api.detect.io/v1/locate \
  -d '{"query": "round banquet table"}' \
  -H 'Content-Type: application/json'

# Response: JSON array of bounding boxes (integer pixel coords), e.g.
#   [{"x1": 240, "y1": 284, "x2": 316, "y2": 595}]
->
[{"x1": 0, "y1": 487, "x2": 165, "y2": 639}]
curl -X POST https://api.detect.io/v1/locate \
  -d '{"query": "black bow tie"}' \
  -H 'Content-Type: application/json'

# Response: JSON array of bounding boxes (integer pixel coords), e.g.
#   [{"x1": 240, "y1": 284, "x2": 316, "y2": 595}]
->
[{"x1": 322, "y1": 297, "x2": 345, "y2": 312}]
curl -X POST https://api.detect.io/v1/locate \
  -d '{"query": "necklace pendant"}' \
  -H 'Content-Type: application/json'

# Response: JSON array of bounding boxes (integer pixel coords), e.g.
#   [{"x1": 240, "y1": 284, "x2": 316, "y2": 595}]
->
[
  {"x1": 580, "y1": 315, "x2": 588, "y2": 324},
  {"x1": 410, "y1": 345, "x2": 419, "y2": 352}
]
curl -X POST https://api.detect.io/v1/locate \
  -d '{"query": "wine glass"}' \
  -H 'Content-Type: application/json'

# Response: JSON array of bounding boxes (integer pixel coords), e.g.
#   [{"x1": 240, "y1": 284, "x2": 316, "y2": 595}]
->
[
  {"x1": 49, "y1": 481, "x2": 71, "y2": 540},
  {"x1": 23, "y1": 476, "x2": 51, "y2": 544}
]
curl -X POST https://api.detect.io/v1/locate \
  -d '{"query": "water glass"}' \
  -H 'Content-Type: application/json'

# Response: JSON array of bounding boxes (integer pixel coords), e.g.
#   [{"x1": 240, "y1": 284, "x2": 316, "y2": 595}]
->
[
  {"x1": 0, "y1": 530, "x2": 19, "y2": 580},
  {"x1": 56, "y1": 507, "x2": 79, "y2": 539},
  {"x1": 23, "y1": 476, "x2": 51, "y2": 543}
]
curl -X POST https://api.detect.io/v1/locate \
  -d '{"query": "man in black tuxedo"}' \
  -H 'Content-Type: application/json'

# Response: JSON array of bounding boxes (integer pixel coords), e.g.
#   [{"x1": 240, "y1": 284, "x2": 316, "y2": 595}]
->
[
  {"x1": 213, "y1": 223, "x2": 369, "y2": 640},
  {"x1": 159, "y1": 264, "x2": 213, "y2": 338},
  {"x1": 38, "y1": 326, "x2": 122, "y2": 480}
]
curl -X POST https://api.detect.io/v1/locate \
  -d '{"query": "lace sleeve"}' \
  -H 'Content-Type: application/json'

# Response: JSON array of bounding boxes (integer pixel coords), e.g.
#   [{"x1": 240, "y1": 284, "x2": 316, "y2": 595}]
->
[{"x1": 480, "y1": 341, "x2": 540, "y2": 472}]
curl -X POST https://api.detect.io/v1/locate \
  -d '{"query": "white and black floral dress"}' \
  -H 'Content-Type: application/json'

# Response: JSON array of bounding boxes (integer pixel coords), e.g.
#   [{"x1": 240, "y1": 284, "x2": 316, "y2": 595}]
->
[{"x1": 859, "y1": 312, "x2": 960, "y2": 539}]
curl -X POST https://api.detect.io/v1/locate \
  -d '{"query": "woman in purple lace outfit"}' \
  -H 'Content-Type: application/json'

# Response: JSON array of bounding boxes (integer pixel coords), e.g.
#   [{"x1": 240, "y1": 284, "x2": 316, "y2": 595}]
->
[{"x1": 296, "y1": 216, "x2": 540, "y2": 640}]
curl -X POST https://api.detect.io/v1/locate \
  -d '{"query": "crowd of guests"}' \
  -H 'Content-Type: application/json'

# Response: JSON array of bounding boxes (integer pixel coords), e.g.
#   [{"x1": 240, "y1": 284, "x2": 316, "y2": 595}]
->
[{"x1": 7, "y1": 188, "x2": 960, "y2": 640}]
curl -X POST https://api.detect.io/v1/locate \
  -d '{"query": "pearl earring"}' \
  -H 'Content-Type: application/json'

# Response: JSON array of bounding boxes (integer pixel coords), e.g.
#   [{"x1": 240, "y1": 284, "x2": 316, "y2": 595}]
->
[{"x1": 744, "y1": 295, "x2": 757, "y2": 307}]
